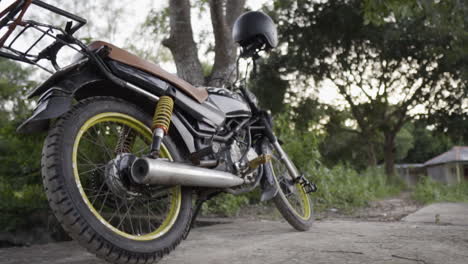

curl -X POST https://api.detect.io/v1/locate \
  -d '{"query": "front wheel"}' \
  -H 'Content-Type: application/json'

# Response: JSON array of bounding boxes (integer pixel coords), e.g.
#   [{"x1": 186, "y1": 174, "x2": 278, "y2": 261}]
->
[
  {"x1": 42, "y1": 97, "x2": 192, "y2": 263},
  {"x1": 263, "y1": 141, "x2": 313, "y2": 231}
]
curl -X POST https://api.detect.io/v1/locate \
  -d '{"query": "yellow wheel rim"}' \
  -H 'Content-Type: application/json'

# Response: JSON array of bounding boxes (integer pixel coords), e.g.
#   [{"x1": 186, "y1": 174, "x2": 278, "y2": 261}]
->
[
  {"x1": 72, "y1": 112, "x2": 181, "y2": 241},
  {"x1": 271, "y1": 158, "x2": 312, "y2": 221}
]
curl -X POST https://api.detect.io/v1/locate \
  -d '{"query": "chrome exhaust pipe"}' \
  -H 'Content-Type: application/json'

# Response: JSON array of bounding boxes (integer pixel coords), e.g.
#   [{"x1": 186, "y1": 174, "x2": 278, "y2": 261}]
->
[{"x1": 131, "y1": 157, "x2": 245, "y2": 188}]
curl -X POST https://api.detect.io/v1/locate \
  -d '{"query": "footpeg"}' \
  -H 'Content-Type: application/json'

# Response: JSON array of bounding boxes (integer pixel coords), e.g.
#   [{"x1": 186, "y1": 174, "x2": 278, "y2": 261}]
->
[
  {"x1": 248, "y1": 154, "x2": 272, "y2": 170},
  {"x1": 294, "y1": 174, "x2": 317, "y2": 194}
]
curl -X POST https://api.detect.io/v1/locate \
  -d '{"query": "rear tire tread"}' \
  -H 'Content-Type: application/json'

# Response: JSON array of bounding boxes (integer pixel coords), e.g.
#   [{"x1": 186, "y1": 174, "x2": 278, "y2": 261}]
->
[{"x1": 42, "y1": 96, "x2": 193, "y2": 264}]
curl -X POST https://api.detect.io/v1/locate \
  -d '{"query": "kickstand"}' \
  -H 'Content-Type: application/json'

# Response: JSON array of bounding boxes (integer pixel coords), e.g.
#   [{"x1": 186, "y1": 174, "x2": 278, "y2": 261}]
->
[{"x1": 183, "y1": 190, "x2": 221, "y2": 239}]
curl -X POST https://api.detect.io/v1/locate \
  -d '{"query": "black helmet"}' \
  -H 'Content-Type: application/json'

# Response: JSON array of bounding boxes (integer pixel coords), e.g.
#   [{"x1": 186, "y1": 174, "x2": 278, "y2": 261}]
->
[{"x1": 232, "y1": 11, "x2": 278, "y2": 50}]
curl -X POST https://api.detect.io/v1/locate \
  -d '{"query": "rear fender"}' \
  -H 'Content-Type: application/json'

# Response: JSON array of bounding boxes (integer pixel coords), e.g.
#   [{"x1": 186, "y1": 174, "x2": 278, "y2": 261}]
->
[
  {"x1": 17, "y1": 88, "x2": 73, "y2": 133},
  {"x1": 18, "y1": 62, "x2": 196, "y2": 153},
  {"x1": 17, "y1": 60, "x2": 105, "y2": 133}
]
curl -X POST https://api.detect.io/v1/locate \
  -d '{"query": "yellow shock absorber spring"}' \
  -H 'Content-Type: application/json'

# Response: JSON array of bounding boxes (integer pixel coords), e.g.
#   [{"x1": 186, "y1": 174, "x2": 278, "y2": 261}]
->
[{"x1": 151, "y1": 96, "x2": 174, "y2": 134}]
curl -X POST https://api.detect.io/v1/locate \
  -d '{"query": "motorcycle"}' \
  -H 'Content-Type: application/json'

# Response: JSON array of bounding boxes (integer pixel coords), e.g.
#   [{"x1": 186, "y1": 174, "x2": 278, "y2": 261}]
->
[{"x1": 0, "y1": 1, "x2": 316, "y2": 263}]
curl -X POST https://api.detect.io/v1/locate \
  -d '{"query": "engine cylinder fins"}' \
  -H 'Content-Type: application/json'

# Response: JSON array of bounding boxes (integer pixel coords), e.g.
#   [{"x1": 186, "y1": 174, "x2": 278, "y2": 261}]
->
[
  {"x1": 131, "y1": 157, "x2": 245, "y2": 188},
  {"x1": 151, "y1": 95, "x2": 174, "y2": 133}
]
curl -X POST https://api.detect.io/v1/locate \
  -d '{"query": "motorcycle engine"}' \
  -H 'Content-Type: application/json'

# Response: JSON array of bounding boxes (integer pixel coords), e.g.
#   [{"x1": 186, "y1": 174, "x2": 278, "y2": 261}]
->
[{"x1": 215, "y1": 138, "x2": 259, "y2": 182}]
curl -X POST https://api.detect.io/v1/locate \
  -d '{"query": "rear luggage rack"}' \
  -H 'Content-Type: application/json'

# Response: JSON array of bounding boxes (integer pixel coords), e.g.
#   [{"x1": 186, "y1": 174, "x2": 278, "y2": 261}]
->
[{"x1": 0, "y1": 0, "x2": 87, "y2": 72}]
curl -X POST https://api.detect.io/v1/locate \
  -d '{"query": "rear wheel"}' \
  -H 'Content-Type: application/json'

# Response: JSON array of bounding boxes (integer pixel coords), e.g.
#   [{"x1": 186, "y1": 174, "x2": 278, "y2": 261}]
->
[
  {"x1": 42, "y1": 97, "x2": 192, "y2": 263},
  {"x1": 263, "y1": 142, "x2": 313, "y2": 231}
]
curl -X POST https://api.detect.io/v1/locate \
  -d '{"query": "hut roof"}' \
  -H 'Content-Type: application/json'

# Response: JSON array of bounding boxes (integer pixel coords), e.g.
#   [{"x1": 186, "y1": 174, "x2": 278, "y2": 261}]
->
[{"x1": 424, "y1": 146, "x2": 468, "y2": 166}]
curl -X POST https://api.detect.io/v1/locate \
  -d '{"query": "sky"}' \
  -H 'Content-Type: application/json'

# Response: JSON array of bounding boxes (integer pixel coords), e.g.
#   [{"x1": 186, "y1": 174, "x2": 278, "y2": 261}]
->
[
  {"x1": 103, "y1": 0, "x2": 342, "y2": 105},
  {"x1": 0, "y1": 0, "x2": 341, "y2": 105}
]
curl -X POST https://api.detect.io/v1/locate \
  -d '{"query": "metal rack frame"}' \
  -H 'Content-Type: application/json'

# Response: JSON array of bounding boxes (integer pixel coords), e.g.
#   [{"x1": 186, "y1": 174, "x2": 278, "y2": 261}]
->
[{"x1": 0, "y1": 0, "x2": 87, "y2": 72}]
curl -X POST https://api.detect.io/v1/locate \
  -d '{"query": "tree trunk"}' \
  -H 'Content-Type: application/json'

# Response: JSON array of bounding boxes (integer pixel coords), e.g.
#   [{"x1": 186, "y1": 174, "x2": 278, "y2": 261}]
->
[
  {"x1": 163, "y1": 0, "x2": 245, "y2": 87},
  {"x1": 383, "y1": 132, "x2": 396, "y2": 178},
  {"x1": 208, "y1": 0, "x2": 246, "y2": 87},
  {"x1": 162, "y1": 0, "x2": 204, "y2": 85},
  {"x1": 366, "y1": 143, "x2": 377, "y2": 167}
]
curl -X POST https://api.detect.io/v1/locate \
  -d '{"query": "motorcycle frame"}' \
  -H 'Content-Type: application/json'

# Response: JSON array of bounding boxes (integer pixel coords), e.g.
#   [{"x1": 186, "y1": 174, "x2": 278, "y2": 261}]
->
[{"x1": 0, "y1": 0, "x2": 301, "y2": 183}]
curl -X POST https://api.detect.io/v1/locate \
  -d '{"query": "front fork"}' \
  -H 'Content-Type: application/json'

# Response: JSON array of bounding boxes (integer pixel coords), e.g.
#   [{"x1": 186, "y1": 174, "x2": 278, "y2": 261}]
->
[
  {"x1": 261, "y1": 113, "x2": 317, "y2": 194},
  {"x1": 271, "y1": 140, "x2": 300, "y2": 177}
]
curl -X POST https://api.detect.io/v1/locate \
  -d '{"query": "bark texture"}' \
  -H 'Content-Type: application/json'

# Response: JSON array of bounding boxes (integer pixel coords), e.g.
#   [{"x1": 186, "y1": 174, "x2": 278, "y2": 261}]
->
[
  {"x1": 162, "y1": 0, "x2": 205, "y2": 85},
  {"x1": 164, "y1": 0, "x2": 245, "y2": 86},
  {"x1": 208, "y1": 0, "x2": 246, "y2": 86},
  {"x1": 383, "y1": 133, "x2": 396, "y2": 178}
]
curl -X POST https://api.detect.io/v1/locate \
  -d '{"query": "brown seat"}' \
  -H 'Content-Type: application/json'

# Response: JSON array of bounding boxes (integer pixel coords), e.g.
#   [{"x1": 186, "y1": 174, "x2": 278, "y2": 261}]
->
[{"x1": 88, "y1": 41, "x2": 208, "y2": 103}]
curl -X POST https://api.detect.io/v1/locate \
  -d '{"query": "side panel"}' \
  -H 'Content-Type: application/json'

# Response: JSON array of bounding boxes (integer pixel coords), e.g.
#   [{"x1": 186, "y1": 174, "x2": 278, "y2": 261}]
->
[
  {"x1": 207, "y1": 88, "x2": 251, "y2": 118},
  {"x1": 109, "y1": 61, "x2": 227, "y2": 127},
  {"x1": 208, "y1": 94, "x2": 251, "y2": 118},
  {"x1": 19, "y1": 63, "x2": 197, "y2": 152},
  {"x1": 17, "y1": 89, "x2": 196, "y2": 153}
]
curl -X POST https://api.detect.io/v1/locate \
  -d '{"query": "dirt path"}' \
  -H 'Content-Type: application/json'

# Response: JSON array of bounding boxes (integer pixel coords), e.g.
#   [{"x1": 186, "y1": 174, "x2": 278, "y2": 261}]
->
[
  {"x1": 1, "y1": 202, "x2": 467, "y2": 264},
  {"x1": 316, "y1": 191, "x2": 423, "y2": 221}
]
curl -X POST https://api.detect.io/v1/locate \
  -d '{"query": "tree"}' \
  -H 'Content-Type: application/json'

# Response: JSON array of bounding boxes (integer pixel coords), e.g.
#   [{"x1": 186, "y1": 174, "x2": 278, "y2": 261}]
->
[
  {"x1": 159, "y1": 0, "x2": 246, "y2": 86},
  {"x1": 319, "y1": 107, "x2": 376, "y2": 169},
  {"x1": 403, "y1": 120, "x2": 454, "y2": 163},
  {"x1": 0, "y1": 58, "x2": 39, "y2": 184},
  {"x1": 362, "y1": 0, "x2": 468, "y2": 80},
  {"x1": 271, "y1": 0, "x2": 466, "y2": 177},
  {"x1": 250, "y1": 54, "x2": 290, "y2": 115},
  {"x1": 0, "y1": 58, "x2": 47, "y2": 231}
]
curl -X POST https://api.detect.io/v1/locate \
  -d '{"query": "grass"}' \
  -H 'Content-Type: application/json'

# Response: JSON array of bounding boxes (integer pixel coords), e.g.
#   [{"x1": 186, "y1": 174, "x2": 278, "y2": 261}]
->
[
  {"x1": 412, "y1": 176, "x2": 468, "y2": 204},
  {"x1": 311, "y1": 165, "x2": 403, "y2": 212},
  {"x1": 202, "y1": 165, "x2": 404, "y2": 216},
  {"x1": 203, "y1": 117, "x2": 405, "y2": 216}
]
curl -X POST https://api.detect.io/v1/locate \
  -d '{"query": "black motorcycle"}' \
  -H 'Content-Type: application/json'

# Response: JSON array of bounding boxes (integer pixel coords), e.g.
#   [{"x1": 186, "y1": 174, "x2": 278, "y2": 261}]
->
[{"x1": 0, "y1": 1, "x2": 316, "y2": 263}]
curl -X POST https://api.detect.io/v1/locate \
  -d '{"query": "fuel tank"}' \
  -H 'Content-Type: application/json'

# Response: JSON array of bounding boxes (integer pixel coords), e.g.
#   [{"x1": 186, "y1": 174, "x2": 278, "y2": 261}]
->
[{"x1": 206, "y1": 87, "x2": 251, "y2": 118}]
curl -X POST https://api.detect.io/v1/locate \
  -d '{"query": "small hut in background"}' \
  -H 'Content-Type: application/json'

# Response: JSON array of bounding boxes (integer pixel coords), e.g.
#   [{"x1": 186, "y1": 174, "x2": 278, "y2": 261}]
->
[
  {"x1": 424, "y1": 146, "x2": 468, "y2": 185},
  {"x1": 395, "y1": 164, "x2": 425, "y2": 186}
]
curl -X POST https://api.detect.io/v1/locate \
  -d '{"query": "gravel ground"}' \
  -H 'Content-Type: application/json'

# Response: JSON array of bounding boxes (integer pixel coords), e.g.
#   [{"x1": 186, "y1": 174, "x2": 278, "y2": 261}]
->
[{"x1": 0, "y1": 202, "x2": 467, "y2": 264}]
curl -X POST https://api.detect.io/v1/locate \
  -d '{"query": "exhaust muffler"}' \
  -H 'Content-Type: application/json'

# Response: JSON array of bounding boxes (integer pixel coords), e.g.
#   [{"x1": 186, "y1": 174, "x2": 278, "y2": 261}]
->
[{"x1": 131, "y1": 157, "x2": 245, "y2": 188}]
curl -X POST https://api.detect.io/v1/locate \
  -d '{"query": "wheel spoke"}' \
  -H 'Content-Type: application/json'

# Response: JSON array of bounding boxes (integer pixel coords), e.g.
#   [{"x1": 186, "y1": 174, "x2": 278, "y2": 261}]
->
[
  {"x1": 78, "y1": 164, "x2": 107, "y2": 175},
  {"x1": 117, "y1": 199, "x2": 136, "y2": 230},
  {"x1": 270, "y1": 148, "x2": 309, "y2": 219},
  {"x1": 123, "y1": 199, "x2": 136, "y2": 234},
  {"x1": 98, "y1": 190, "x2": 111, "y2": 214},
  {"x1": 74, "y1": 116, "x2": 180, "y2": 239},
  {"x1": 91, "y1": 123, "x2": 114, "y2": 160},
  {"x1": 108, "y1": 197, "x2": 126, "y2": 223},
  {"x1": 91, "y1": 179, "x2": 108, "y2": 205}
]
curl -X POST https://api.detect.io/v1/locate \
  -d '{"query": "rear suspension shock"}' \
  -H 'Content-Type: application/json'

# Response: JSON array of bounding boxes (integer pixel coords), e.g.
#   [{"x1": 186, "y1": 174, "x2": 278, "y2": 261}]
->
[{"x1": 150, "y1": 91, "x2": 175, "y2": 158}]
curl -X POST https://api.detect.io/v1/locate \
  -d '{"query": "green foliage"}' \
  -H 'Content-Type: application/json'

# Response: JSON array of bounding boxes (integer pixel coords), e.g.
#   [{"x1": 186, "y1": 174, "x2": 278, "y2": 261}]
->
[
  {"x1": 395, "y1": 124, "x2": 415, "y2": 162},
  {"x1": 205, "y1": 111, "x2": 403, "y2": 216},
  {"x1": 268, "y1": 0, "x2": 467, "y2": 176},
  {"x1": 0, "y1": 58, "x2": 46, "y2": 232},
  {"x1": 404, "y1": 121, "x2": 454, "y2": 163},
  {"x1": 250, "y1": 55, "x2": 289, "y2": 115},
  {"x1": 273, "y1": 112, "x2": 322, "y2": 169},
  {"x1": 312, "y1": 166, "x2": 403, "y2": 211},
  {"x1": 428, "y1": 111, "x2": 468, "y2": 147},
  {"x1": 0, "y1": 182, "x2": 47, "y2": 231},
  {"x1": 362, "y1": 0, "x2": 420, "y2": 25},
  {"x1": 203, "y1": 193, "x2": 249, "y2": 217},
  {"x1": 362, "y1": 0, "x2": 468, "y2": 81},
  {"x1": 144, "y1": 7, "x2": 170, "y2": 37},
  {"x1": 412, "y1": 177, "x2": 468, "y2": 204},
  {"x1": 275, "y1": 111, "x2": 403, "y2": 210},
  {"x1": 319, "y1": 108, "x2": 419, "y2": 169},
  {"x1": 277, "y1": 109, "x2": 404, "y2": 211}
]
